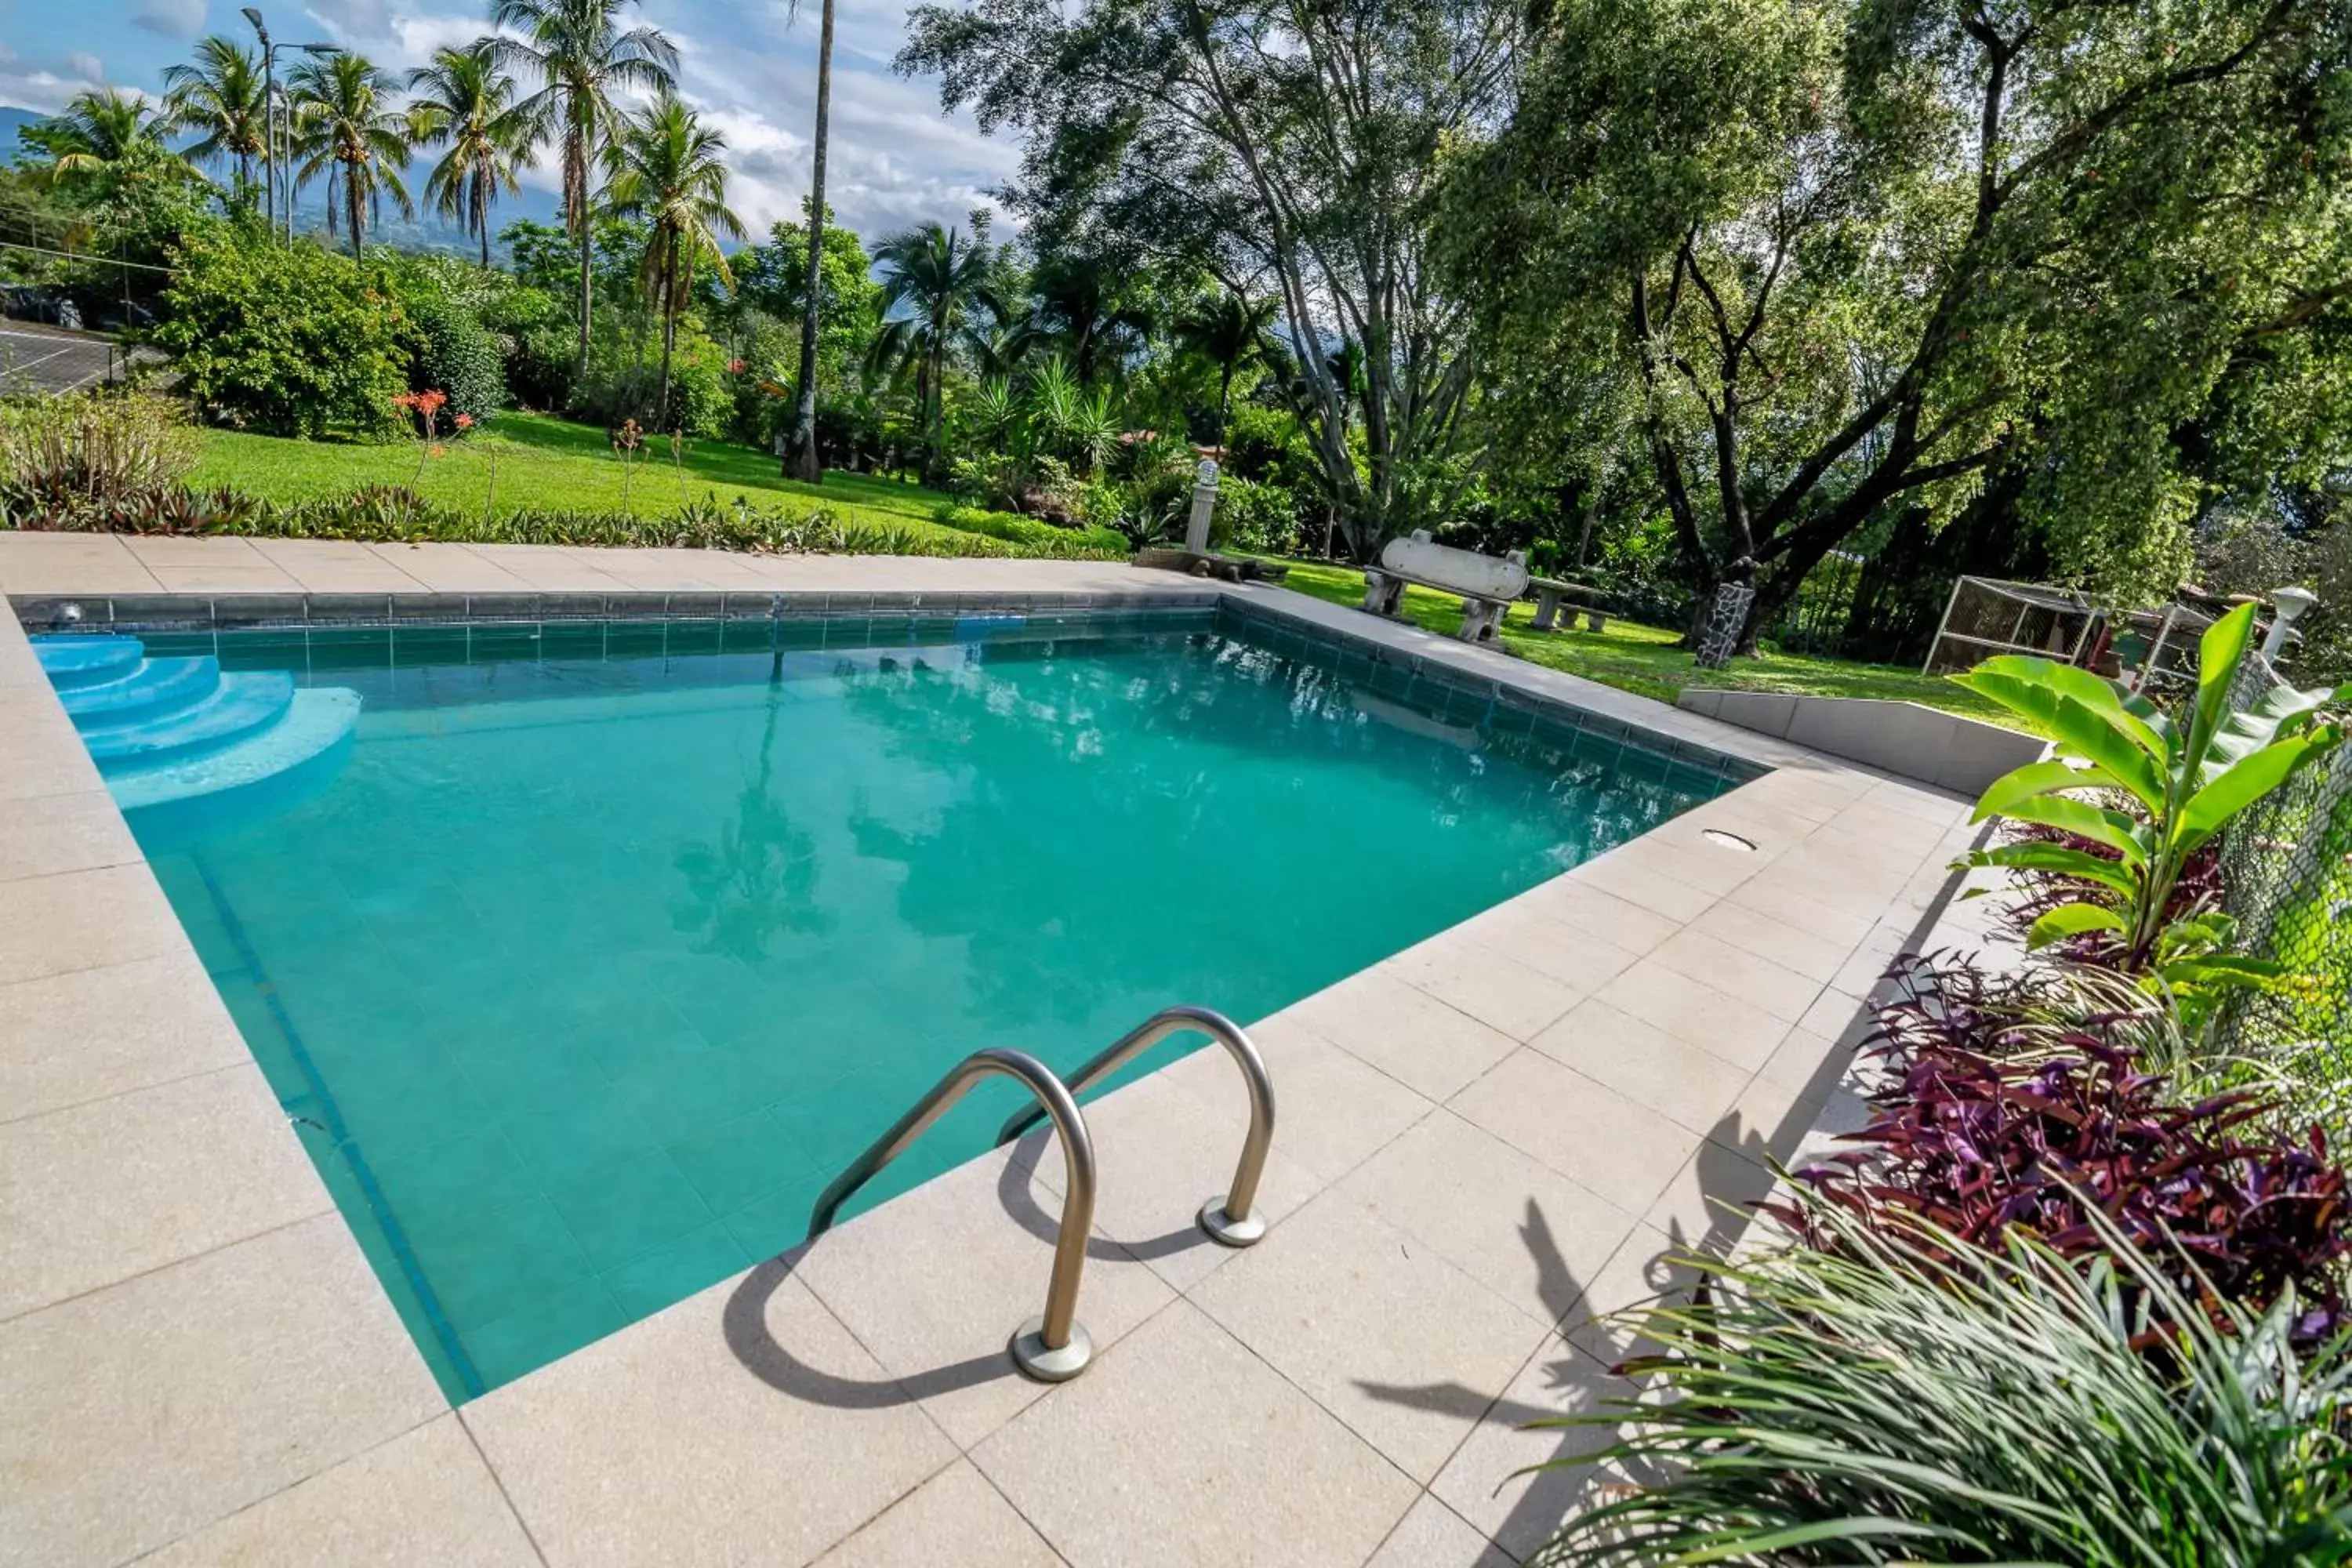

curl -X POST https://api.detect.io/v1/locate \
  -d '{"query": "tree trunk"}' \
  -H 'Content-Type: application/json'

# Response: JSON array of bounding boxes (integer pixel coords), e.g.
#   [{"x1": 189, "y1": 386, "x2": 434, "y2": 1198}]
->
[
  {"x1": 347, "y1": 170, "x2": 363, "y2": 261},
  {"x1": 1216, "y1": 360, "x2": 1235, "y2": 451},
  {"x1": 477, "y1": 164, "x2": 492, "y2": 270},
  {"x1": 786, "y1": 0, "x2": 837, "y2": 485},
  {"x1": 655, "y1": 249, "x2": 677, "y2": 430}
]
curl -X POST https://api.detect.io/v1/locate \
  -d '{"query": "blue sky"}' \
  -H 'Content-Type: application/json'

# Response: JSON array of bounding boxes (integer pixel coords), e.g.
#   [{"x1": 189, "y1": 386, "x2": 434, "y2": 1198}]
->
[{"x1": 2, "y1": 0, "x2": 1021, "y2": 241}]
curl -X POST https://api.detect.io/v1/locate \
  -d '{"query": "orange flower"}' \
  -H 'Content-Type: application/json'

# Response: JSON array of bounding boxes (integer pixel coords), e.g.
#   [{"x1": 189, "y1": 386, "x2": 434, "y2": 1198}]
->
[{"x1": 453, "y1": 412, "x2": 474, "y2": 430}]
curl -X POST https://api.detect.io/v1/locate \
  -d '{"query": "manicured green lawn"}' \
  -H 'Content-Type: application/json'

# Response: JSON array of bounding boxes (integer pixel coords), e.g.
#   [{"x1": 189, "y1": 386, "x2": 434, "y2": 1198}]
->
[
  {"x1": 191, "y1": 411, "x2": 961, "y2": 535},
  {"x1": 1272, "y1": 561, "x2": 2016, "y2": 727}
]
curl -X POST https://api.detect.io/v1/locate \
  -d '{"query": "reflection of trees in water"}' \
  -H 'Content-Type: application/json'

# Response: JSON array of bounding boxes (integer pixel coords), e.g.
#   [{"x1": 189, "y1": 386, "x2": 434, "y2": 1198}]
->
[
  {"x1": 671, "y1": 661, "x2": 833, "y2": 962},
  {"x1": 828, "y1": 629, "x2": 1716, "y2": 1037}
]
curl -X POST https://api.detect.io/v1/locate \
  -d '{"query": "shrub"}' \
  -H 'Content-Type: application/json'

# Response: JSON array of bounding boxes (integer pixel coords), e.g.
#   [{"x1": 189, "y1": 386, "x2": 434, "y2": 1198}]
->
[
  {"x1": 0, "y1": 390, "x2": 197, "y2": 521},
  {"x1": 1211, "y1": 474, "x2": 1303, "y2": 555},
  {"x1": 933, "y1": 503, "x2": 1126, "y2": 556},
  {"x1": 150, "y1": 231, "x2": 408, "y2": 438},
  {"x1": 1782, "y1": 952, "x2": 2352, "y2": 1350},
  {"x1": 403, "y1": 293, "x2": 505, "y2": 430},
  {"x1": 1535, "y1": 1191, "x2": 2352, "y2": 1565}
]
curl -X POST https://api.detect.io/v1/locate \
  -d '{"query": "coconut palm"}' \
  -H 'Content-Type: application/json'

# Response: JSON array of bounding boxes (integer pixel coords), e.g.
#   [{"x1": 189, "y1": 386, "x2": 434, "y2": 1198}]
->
[
  {"x1": 161, "y1": 37, "x2": 270, "y2": 205},
  {"x1": 487, "y1": 0, "x2": 677, "y2": 372},
  {"x1": 1179, "y1": 289, "x2": 1279, "y2": 449},
  {"x1": 782, "y1": 0, "x2": 838, "y2": 484},
  {"x1": 20, "y1": 89, "x2": 191, "y2": 187},
  {"x1": 406, "y1": 44, "x2": 530, "y2": 268},
  {"x1": 1017, "y1": 252, "x2": 1155, "y2": 386},
  {"x1": 867, "y1": 220, "x2": 1000, "y2": 484},
  {"x1": 603, "y1": 94, "x2": 743, "y2": 429},
  {"x1": 288, "y1": 53, "x2": 412, "y2": 260}
]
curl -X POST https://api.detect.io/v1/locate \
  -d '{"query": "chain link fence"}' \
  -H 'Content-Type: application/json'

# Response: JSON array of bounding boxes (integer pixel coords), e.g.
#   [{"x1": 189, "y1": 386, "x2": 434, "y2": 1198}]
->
[{"x1": 2216, "y1": 739, "x2": 2352, "y2": 1054}]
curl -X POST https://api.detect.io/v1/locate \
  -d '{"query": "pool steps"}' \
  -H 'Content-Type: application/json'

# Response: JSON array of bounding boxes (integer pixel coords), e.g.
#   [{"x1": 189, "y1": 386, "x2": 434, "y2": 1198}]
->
[{"x1": 32, "y1": 634, "x2": 361, "y2": 811}]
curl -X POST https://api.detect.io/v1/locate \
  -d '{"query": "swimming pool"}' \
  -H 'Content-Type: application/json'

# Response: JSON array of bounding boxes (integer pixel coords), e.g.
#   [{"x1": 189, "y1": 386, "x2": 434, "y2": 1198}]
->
[{"x1": 96, "y1": 604, "x2": 1747, "y2": 1398}]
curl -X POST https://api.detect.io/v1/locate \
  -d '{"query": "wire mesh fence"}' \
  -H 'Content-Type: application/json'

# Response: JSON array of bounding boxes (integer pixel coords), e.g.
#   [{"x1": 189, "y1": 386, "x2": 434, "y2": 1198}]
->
[{"x1": 2216, "y1": 739, "x2": 2352, "y2": 1055}]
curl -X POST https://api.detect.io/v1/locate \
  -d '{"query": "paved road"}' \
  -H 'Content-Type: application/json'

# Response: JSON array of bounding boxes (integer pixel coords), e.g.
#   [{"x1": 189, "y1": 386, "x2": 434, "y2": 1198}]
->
[{"x1": 0, "y1": 320, "x2": 162, "y2": 395}]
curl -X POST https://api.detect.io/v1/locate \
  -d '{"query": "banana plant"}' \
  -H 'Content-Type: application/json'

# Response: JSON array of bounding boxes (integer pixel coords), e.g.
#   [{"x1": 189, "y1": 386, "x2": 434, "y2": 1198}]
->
[{"x1": 1957, "y1": 602, "x2": 2345, "y2": 1014}]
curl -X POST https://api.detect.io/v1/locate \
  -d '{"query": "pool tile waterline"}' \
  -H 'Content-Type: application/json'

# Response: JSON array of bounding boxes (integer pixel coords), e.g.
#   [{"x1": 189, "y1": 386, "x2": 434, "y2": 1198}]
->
[{"x1": 113, "y1": 605, "x2": 1749, "y2": 1400}]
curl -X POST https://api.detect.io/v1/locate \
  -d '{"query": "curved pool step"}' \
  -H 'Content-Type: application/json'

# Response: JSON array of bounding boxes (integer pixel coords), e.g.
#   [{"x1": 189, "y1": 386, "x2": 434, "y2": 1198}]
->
[
  {"x1": 33, "y1": 634, "x2": 145, "y2": 690},
  {"x1": 81, "y1": 672, "x2": 297, "y2": 770},
  {"x1": 58, "y1": 655, "x2": 223, "y2": 727},
  {"x1": 110, "y1": 688, "x2": 363, "y2": 815}
]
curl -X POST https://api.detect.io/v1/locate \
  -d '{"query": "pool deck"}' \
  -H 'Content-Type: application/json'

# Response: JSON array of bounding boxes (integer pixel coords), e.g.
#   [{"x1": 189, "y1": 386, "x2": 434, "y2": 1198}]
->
[{"x1": 2, "y1": 534, "x2": 1991, "y2": 1566}]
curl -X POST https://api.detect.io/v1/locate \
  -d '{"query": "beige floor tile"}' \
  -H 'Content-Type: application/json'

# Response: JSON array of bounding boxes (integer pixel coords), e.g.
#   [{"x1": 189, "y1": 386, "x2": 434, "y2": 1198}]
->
[
  {"x1": 0, "y1": 953, "x2": 252, "y2": 1123},
  {"x1": 975, "y1": 1300, "x2": 1417, "y2": 1568},
  {"x1": 1559, "y1": 852, "x2": 1717, "y2": 923},
  {"x1": 1379, "y1": 931, "x2": 1582, "y2": 1042},
  {"x1": 1590, "y1": 957, "x2": 1793, "y2": 1072},
  {"x1": 0, "y1": 788, "x2": 140, "y2": 883},
  {"x1": 364, "y1": 543, "x2": 531, "y2": 592},
  {"x1": 793, "y1": 1147, "x2": 1175, "y2": 1449},
  {"x1": 0, "y1": 1213, "x2": 446, "y2": 1568},
  {"x1": 0, "y1": 532, "x2": 159, "y2": 593},
  {"x1": 1795, "y1": 985, "x2": 1875, "y2": 1044},
  {"x1": 1283, "y1": 970, "x2": 1519, "y2": 1103},
  {"x1": 0, "y1": 863, "x2": 188, "y2": 986},
  {"x1": 0, "y1": 1064, "x2": 330, "y2": 1320},
  {"x1": 1646, "y1": 928, "x2": 1825, "y2": 1024},
  {"x1": 1509, "y1": 879, "x2": 1684, "y2": 956},
  {"x1": 1593, "y1": 836, "x2": 1759, "y2": 898},
  {"x1": 1015, "y1": 1072, "x2": 1323, "y2": 1293},
  {"x1": 1171, "y1": 1014, "x2": 1432, "y2": 1185},
  {"x1": 1687, "y1": 898, "x2": 1857, "y2": 982},
  {"x1": 1527, "y1": 1000, "x2": 1757, "y2": 1134},
  {"x1": 122, "y1": 537, "x2": 275, "y2": 569},
  {"x1": 151, "y1": 567, "x2": 304, "y2": 593},
  {"x1": 140, "y1": 1416, "x2": 539, "y2": 1568},
  {"x1": 466, "y1": 1265, "x2": 956, "y2": 1568},
  {"x1": 1723, "y1": 868, "x2": 1886, "y2": 940},
  {"x1": 1639, "y1": 1133, "x2": 1784, "y2": 1258},
  {"x1": 1447, "y1": 1049, "x2": 1703, "y2": 1218},
  {"x1": 1364, "y1": 1497, "x2": 1514, "y2": 1568},
  {"x1": 1425, "y1": 1330, "x2": 1635, "y2": 1563},
  {"x1": 1752, "y1": 1023, "x2": 1857, "y2": 1101},
  {"x1": 1337, "y1": 1109, "x2": 1638, "y2": 1328},
  {"x1": 0, "y1": 691, "x2": 102, "y2": 802},
  {"x1": 1188, "y1": 1190, "x2": 1543, "y2": 1483},
  {"x1": 1443, "y1": 903, "x2": 1645, "y2": 996},
  {"x1": 813, "y1": 1460, "x2": 1058, "y2": 1568}
]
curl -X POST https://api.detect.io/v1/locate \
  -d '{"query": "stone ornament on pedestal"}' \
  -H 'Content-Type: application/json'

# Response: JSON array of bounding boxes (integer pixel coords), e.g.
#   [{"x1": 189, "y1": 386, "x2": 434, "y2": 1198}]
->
[{"x1": 1185, "y1": 459, "x2": 1221, "y2": 556}]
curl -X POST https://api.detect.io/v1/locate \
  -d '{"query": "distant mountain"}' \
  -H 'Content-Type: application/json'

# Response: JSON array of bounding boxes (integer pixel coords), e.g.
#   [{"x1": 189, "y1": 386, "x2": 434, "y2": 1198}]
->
[{"x1": 0, "y1": 107, "x2": 45, "y2": 165}]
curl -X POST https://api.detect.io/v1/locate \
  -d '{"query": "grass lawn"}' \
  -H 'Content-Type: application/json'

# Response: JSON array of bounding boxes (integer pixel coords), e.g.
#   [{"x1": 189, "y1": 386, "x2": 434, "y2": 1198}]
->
[
  {"x1": 1272, "y1": 561, "x2": 2015, "y2": 727},
  {"x1": 191, "y1": 410, "x2": 963, "y2": 535}
]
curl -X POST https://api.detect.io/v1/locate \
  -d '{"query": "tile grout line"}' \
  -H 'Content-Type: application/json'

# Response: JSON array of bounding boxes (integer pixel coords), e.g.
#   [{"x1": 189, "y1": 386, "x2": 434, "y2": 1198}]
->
[{"x1": 0, "y1": 1206, "x2": 341, "y2": 1330}]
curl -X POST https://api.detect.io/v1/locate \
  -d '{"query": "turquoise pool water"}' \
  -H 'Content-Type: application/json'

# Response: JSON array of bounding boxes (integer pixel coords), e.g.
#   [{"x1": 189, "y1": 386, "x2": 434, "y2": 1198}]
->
[{"x1": 126, "y1": 608, "x2": 1743, "y2": 1399}]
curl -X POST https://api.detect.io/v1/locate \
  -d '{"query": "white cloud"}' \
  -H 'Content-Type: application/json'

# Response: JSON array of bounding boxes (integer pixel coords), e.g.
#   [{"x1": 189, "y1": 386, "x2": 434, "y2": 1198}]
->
[
  {"x1": 132, "y1": 0, "x2": 207, "y2": 41},
  {"x1": 67, "y1": 51, "x2": 103, "y2": 82}
]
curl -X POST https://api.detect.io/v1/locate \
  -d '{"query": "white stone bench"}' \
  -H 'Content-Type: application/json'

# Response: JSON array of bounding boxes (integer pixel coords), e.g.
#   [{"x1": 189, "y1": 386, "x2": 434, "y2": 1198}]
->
[{"x1": 1360, "y1": 532, "x2": 1530, "y2": 644}]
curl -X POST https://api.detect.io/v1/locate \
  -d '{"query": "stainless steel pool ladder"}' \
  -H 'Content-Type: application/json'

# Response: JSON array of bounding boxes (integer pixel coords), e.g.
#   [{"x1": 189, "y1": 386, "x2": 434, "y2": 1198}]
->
[
  {"x1": 807, "y1": 1047, "x2": 1098, "y2": 1383},
  {"x1": 804, "y1": 1007, "x2": 1276, "y2": 1385},
  {"x1": 996, "y1": 1004, "x2": 1277, "y2": 1249}
]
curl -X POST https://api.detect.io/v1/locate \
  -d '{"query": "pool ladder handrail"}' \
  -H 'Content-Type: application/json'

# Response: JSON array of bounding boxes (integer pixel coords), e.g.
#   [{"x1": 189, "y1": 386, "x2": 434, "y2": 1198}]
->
[
  {"x1": 806, "y1": 1047, "x2": 1098, "y2": 1383},
  {"x1": 996, "y1": 1004, "x2": 1276, "y2": 1248}
]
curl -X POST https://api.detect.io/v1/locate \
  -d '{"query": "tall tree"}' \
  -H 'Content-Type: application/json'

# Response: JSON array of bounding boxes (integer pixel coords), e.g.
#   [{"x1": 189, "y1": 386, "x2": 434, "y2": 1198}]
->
[
  {"x1": 900, "y1": 0, "x2": 1516, "y2": 558},
  {"x1": 604, "y1": 93, "x2": 744, "y2": 428},
  {"x1": 406, "y1": 43, "x2": 531, "y2": 269},
  {"x1": 866, "y1": 219, "x2": 1000, "y2": 484},
  {"x1": 1178, "y1": 289, "x2": 1277, "y2": 449},
  {"x1": 488, "y1": 0, "x2": 678, "y2": 374},
  {"x1": 288, "y1": 53, "x2": 412, "y2": 261},
  {"x1": 782, "y1": 0, "x2": 839, "y2": 484},
  {"x1": 1014, "y1": 250, "x2": 1155, "y2": 386},
  {"x1": 1446, "y1": 0, "x2": 2352, "y2": 649},
  {"x1": 160, "y1": 37, "x2": 270, "y2": 206}
]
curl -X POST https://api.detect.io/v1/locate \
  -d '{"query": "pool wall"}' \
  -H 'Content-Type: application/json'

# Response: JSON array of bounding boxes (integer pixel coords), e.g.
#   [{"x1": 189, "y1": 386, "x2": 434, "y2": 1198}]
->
[{"x1": 0, "y1": 539, "x2": 1984, "y2": 1566}]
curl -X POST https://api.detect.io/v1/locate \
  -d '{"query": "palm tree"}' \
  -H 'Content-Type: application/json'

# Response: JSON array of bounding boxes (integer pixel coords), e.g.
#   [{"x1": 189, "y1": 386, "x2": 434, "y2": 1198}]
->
[
  {"x1": 21, "y1": 89, "x2": 190, "y2": 187},
  {"x1": 406, "y1": 44, "x2": 530, "y2": 268},
  {"x1": 288, "y1": 53, "x2": 413, "y2": 260},
  {"x1": 161, "y1": 37, "x2": 270, "y2": 206},
  {"x1": 488, "y1": 0, "x2": 678, "y2": 374},
  {"x1": 1018, "y1": 252, "x2": 1155, "y2": 386},
  {"x1": 1179, "y1": 289, "x2": 1279, "y2": 449},
  {"x1": 604, "y1": 94, "x2": 743, "y2": 429},
  {"x1": 867, "y1": 220, "x2": 999, "y2": 484},
  {"x1": 782, "y1": 0, "x2": 837, "y2": 485}
]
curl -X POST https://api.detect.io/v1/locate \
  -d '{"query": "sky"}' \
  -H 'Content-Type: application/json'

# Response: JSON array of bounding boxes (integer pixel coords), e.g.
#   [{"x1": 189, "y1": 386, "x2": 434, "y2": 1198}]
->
[{"x1": 0, "y1": 0, "x2": 1022, "y2": 243}]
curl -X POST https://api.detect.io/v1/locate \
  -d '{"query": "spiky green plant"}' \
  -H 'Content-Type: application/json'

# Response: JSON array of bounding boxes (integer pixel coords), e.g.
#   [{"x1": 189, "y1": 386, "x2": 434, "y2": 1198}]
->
[{"x1": 1534, "y1": 1193, "x2": 2352, "y2": 1566}]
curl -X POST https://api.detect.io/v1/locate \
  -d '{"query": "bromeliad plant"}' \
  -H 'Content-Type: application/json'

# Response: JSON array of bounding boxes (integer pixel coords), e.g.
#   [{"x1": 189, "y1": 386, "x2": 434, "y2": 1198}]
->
[{"x1": 1958, "y1": 601, "x2": 2347, "y2": 1022}]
